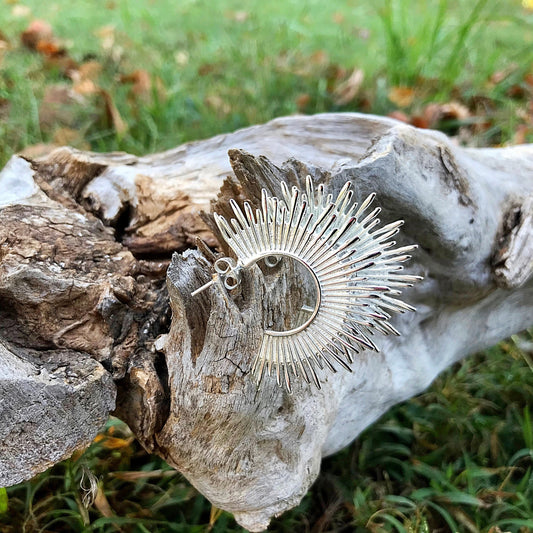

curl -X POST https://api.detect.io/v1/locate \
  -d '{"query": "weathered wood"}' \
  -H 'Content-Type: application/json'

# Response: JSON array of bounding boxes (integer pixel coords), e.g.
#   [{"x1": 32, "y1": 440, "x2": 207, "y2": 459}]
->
[
  {"x1": 0, "y1": 340, "x2": 115, "y2": 486},
  {"x1": 0, "y1": 113, "x2": 532, "y2": 531}
]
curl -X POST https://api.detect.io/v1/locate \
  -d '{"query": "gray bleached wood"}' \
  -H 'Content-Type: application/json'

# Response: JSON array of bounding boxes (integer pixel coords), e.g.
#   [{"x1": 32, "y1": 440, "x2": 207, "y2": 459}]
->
[
  {"x1": 0, "y1": 113, "x2": 532, "y2": 531},
  {"x1": 0, "y1": 341, "x2": 115, "y2": 486}
]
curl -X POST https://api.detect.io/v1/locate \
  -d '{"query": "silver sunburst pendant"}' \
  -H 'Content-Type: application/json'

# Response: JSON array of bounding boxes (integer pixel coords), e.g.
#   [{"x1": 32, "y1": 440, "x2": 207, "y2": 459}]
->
[{"x1": 192, "y1": 176, "x2": 421, "y2": 392}]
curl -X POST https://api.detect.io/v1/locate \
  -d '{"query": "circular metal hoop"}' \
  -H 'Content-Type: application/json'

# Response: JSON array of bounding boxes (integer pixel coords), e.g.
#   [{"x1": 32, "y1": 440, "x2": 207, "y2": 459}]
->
[
  {"x1": 191, "y1": 176, "x2": 420, "y2": 392},
  {"x1": 243, "y1": 252, "x2": 322, "y2": 337}
]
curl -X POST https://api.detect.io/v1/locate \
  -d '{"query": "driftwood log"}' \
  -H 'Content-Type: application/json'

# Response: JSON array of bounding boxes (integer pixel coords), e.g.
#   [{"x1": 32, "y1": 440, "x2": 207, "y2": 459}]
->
[{"x1": 0, "y1": 113, "x2": 532, "y2": 531}]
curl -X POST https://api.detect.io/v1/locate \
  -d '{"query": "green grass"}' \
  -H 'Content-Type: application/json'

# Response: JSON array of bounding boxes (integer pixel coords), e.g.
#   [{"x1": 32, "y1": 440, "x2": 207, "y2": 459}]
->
[
  {"x1": 1, "y1": 0, "x2": 533, "y2": 166},
  {"x1": 1, "y1": 0, "x2": 533, "y2": 531},
  {"x1": 2, "y1": 333, "x2": 532, "y2": 532}
]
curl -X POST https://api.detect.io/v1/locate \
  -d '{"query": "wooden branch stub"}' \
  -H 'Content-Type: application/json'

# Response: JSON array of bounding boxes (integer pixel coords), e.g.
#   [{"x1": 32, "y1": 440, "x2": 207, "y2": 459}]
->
[{"x1": 492, "y1": 194, "x2": 533, "y2": 288}]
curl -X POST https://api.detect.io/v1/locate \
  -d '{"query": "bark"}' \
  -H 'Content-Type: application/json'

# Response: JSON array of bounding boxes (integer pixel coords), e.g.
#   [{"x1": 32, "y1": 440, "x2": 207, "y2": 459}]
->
[{"x1": 0, "y1": 113, "x2": 532, "y2": 531}]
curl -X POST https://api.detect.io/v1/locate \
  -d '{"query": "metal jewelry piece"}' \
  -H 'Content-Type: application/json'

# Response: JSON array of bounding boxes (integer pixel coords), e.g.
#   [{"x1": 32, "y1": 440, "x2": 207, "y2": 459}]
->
[{"x1": 192, "y1": 176, "x2": 420, "y2": 392}]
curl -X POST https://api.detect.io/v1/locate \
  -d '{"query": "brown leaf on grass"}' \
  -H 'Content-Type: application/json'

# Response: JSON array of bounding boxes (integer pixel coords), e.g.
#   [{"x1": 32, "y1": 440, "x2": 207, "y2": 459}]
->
[
  {"x1": 71, "y1": 60, "x2": 103, "y2": 95},
  {"x1": 324, "y1": 64, "x2": 347, "y2": 92},
  {"x1": 100, "y1": 89, "x2": 128, "y2": 135},
  {"x1": 433, "y1": 101, "x2": 470, "y2": 122},
  {"x1": 490, "y1": 64, "x2": 518, "y2": 85},
  {"x1": 35, "y1": 39, "x2": 65, "y2": 58},
  {"x1": 95, "y1": 25, "x2": 116, "y2": 51},
  {"x1": 388, "y1": 86, "x2": 415, "y2": 107},
  {"x1": 411, "y1": 101, "x2": 470, "y2": 130},
  {"x1": 0, "y1": 97, "x2": 10, "y2": 120},
  {"x1": 310, "y1": 50, "x2": 329, "y2": 67},
  {"x1": 332, "y1": 68, "x2": 364, "y2": 105},
  {"x1": 410, "y1": 115, "x2": 431, "y2": 129},
  {"x1": 72, "y1": 78, "x2": 99, "y2": 95},
  {"x1": 295, "y1": 93, "x2": 311, "y2": 111},
  {"x1": 110, "y1": 469, "x2": 178, "y2": 481},
  {"x1": 93, "y1": 485, "x2": 114, "y2": 518},
  {"x1": 99, "y1": 436, "x2": 134, "y2": 449},
  {"x1": 120, "y1": 69, "x2": 152, "y2": 101},
  {"x1": 332, "y1": 12, "x2": 345, "y2": 24},
  {"x1": 78, "y1": 60, "x2": 103, "y2": 81},
  {"x1": 0, "y1": 39, "x2": 8, "y2": 68},
  {"x1": 21, "y1": 19, "x2": 53, "y2": 49},
  {"x1": 21, "y1": 19, "x2": 78, "y2": 75},
  {"x1": 507, "y1": 84, "x2": 527, "y2": 99},
  {"x1": 387, "y1": 110, "x2": 410, "y2": 123},
  {"x1": 198, "y1": 63, "x2": 216, "y2": 76},
  {"x1": 512, "y1": 124, "x2": 530, "y2": 144},
  {"x1": 524, "y1": 73, "x2": 533, "y2": 88}
]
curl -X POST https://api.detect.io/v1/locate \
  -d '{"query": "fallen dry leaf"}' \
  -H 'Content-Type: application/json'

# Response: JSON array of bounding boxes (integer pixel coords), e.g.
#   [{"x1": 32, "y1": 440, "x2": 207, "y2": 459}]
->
[
  {"x1": 198, "y1": 63, "x2": 216, "y2": 76},
  {"x1": 410, "y1": 115, "x2": 431, "y2": 129},
  {"x1": 387, "y1": 110, "x2": 409, "y2": 123},
  {"x1": 507, "y1": 84, "x2": 527, "y2": 99},
  {"x1": 21, "y1": 19, "x2": 77, "y2": 74},
  {"x1": 310, "y1": 49, "x2": 329, "y2": 67},
  {"x1": 0, "y1": 39, "x2": 8, "y2": 68},
  {"x1": 388, "y1": 86, "x2": 415, "y2": 107},
  {"x1": 512, "y1": 124, "x2": 529, "y2": 144},
  {"x1": 413, "y1": 101, "x2": 470, "y2": 130},
  {"x1": 490, "y1": 63, "x2": 518, "y2": 85},
  {"x1": 100, "y1": 89, "x2": 128, "y2": 135},
  {"x1": 95, "y1": 25, "x2": 115, "y2": 51},
  {"x1": 332, "y1": 12, "x2": 345, "y2": 24},
  {"x1": 99, "y1": 436, "x2": 134, "y2": 449},
  {"x1": 120, "y1": 69, "x2": 152, "y2": 101},
  {"x1": 35, "y1": 39, "x2": 65, "y2": 58},
  {"x1": 71, "y1": 60, "x2": 103, "y2": 95},
  {"x1": 333, "y1": 68, "x2": 364, "y2": 105},
  {"x1": 110, "y1": 469, "x2": 178, "y2": 481},
  {"x1": 295, "y1": 93, "x2": 311, "y2": 111},
  {"x1": 93, "y1": 485, "x2": 114, "y2": 517},
  {"x1": 0, "y1": 97, "x2": 10, "y2": 120},
  {"x1": 72, "y1": 78, "x2": 99, "y2": 95},
  {"x1": 324, "y1": 64, "x2": 347, "y2": 92},
  {"x1": 21, "y1": 19, "x2": 53, "y2": 50},
  {"x1": 78, "y1": 60, "x2": 103, "y2": 81},
  {"x1": 524, "y1": 73, "x2": 533, "y2": 88},
  {"x1": 435, "y1": 101, "x2": 470, "y2": 121}
]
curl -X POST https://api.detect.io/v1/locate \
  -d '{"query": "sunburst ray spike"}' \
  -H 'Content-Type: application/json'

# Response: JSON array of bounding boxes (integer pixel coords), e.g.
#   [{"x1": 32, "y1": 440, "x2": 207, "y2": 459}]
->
[{"x1": 192, "y1": 176, "x2": 421, "y2": 392}]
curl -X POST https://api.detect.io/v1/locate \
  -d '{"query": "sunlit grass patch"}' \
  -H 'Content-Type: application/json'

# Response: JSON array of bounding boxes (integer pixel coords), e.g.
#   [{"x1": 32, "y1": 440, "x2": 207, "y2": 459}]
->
[{"x1": 1, "y1": 0, "x2": 533, "y2": 165}]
